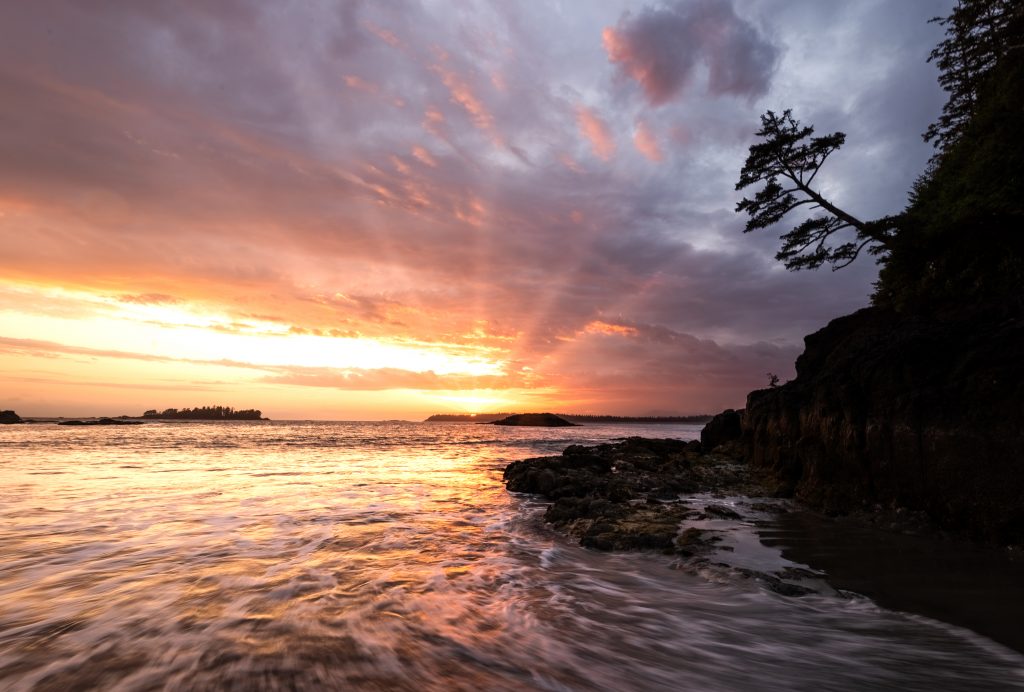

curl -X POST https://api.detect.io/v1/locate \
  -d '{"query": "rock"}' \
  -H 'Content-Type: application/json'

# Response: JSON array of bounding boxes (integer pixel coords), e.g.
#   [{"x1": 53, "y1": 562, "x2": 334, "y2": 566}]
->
[
  {"x1": 503, "y1": 437, "x2": 770, "y2": 555},
  {"x1": 0, "y1": 410, "x2": 23, "y2": 424},
  {"x1": 491, "y1": 413, "x2": 577, "y2": 427},
  {"x1": 703, "y1": 504, "x2": 742, "y2": 520},
  {"x1": 700, "y1": 409, "x2": 743, "y2": 450},
  {"x1": 743, "y1": 305, "x2": 1024, "y2": 545},
  {"x1": 58, "y1": 418, "x2": 144, "y2": 426}
]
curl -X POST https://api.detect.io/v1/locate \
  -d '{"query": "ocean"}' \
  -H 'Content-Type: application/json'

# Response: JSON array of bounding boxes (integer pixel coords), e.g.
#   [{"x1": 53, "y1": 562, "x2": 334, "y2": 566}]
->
[{"x1": 1, "y1": 420, "x2": 1022, "y2": 690}]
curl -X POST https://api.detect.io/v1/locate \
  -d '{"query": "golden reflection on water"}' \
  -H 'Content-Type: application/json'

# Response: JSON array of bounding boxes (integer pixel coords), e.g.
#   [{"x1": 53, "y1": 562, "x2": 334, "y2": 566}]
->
[{"x1": 1, "y1": 421, "x2": 1023, "y2": 691}]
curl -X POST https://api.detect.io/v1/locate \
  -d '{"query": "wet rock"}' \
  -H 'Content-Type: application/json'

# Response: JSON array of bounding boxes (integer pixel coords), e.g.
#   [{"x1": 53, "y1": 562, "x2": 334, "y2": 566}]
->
[
  {"x1": 674, "y1": 527, "x2": 711, "y2": 555},
  {"x1": 504, "y1": 437, "x2": 773, "y2": 555},
  {"x1": 700, "y1": 409, "x2": 743, "y2": 451},
  {"x1": 703, "y1": 504, "x2": 742, "y2": 520}
]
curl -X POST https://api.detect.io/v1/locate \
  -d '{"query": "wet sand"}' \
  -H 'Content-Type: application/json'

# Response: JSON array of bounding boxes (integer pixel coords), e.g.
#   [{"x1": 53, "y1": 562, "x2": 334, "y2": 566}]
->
[{"x1": 758, "y1": 510, "x2": 1024, "y2": 654}]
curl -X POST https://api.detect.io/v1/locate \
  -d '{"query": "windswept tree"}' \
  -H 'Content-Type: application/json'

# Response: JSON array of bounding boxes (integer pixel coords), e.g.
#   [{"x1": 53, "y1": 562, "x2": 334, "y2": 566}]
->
[{"x1": 735, "y1": 110, "x2": 896, "y2": 271}]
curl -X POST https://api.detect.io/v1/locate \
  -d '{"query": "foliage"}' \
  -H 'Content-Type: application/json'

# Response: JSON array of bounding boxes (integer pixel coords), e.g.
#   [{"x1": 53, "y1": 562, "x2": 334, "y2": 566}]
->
[
  {"x1": 735, "y1": 110, "x2": 896, "y2": 271},
  {"x1": 736, "y1": 0, "x2": 1023, "y2": 312},
  {"x1": 924, "y1": 0, "x2": 1021, "y2": 154},
  {"x1": 141, "y1": 406, "x2": 263, "y2": 420},
  {"x1": 875, "y1": 1, "x2": 1024, "y2": 309}
]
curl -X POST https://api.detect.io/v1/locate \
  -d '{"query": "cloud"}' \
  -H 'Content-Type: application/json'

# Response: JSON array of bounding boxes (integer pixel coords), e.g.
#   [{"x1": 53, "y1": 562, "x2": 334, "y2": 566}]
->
[
  {"x1": 603, "y1": 0, "x2": 778, "y2": 105},
  {"x1": 431, "y1": 64, "x2": 497, "y2": 136},
  {"x1": 633, "y1": 120, "x2": 663, "y2": 161},
  {"x1": 0, "y1": 1, "x2": 950, "y2": 415},
  {"x1": 576, "y1": 106, "x2": 616, "y2": 160},
  {"x1": 259, "y1": 365, "x2": 524, "y2": 391},
  {"x1": 117, "y1": 293, "x2": 181, "y2": 305}
]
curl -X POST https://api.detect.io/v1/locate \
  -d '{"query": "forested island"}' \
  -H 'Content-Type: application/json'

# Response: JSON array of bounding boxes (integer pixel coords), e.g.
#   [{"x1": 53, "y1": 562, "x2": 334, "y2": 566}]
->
[
  {"x1": 425, "y1": 413, "x2": 713, "y2": 424},
  {"x1": 141, "y1": 406, "x2": 265, "y2": 421}
]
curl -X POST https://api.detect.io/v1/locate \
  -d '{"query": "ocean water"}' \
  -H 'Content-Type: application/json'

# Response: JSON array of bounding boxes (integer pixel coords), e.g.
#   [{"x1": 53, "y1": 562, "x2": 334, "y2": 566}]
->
[{"x1": 1, "y1": 420, "x2": 1022, "y2": 691}]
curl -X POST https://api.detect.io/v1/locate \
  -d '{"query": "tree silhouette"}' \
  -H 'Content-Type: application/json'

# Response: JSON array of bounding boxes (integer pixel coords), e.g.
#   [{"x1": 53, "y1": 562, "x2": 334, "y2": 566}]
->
[
  {"x1": 735, "y1": 110, "x2": 897, "y2": 271},
  {"x1": 924, "y1": 0, "x2": 1021, "y2": 154}
]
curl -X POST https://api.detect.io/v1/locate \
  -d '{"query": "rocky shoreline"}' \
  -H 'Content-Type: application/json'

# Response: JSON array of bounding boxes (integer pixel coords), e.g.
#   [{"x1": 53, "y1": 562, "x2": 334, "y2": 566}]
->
[
  {"x1": 503, "y1": 436, "x2": 822, "y2": 596},
  {"x1": 502, "y1": 433, "x2": 1024, "y2": 652}
]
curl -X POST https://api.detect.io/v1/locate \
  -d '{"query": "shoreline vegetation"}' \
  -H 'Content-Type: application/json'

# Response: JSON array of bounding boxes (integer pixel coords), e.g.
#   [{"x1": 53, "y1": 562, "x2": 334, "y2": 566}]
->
[{"x1": 141, "y1": 406, "x2": 264, "y2": 421}]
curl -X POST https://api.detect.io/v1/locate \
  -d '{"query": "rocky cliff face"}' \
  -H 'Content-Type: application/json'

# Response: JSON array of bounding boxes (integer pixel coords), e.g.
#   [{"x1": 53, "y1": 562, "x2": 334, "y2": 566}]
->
[{"x1": 742, "y1": 306, "x2": 1024, "y2": 545}]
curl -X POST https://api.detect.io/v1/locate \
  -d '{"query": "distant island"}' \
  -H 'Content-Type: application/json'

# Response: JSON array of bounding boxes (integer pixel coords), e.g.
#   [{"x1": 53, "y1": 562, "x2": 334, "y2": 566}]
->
[
  {"x1": 141, "y1": 406, "x2": 265, "y2": 421},
  {"x1": 1, "y1": 410, "x2": 23, "y2": 424},
  {"x1": 490, "y1": 413, "x2": 576, "y2": 427},
  {"x1": 425, "y1": 413, "x2": 713, "y2": 424}
]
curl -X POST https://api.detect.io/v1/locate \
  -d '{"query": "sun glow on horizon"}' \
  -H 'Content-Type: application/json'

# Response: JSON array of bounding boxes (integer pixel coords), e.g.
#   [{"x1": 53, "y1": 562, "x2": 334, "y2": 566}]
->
[{"x1": 0, "y1": 282, "x2": 506, "y2": 377}]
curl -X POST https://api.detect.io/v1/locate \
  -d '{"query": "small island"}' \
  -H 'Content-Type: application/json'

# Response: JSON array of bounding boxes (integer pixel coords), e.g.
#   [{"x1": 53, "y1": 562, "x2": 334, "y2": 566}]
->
[
  {"x1": 141, "y1": 406, "x2": 265, "y2": 421},
  {"x1": 1, "y1": 410, "x2": 24, "y2": 424},
  {"x1": 490, "y1": 413, "x2": 577, "y2": 427}
]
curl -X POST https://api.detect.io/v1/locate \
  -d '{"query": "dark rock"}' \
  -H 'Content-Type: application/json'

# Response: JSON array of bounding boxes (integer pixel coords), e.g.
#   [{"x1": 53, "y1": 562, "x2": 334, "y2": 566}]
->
[
  {"x1": 674, "y1": 527, "x2": 710, "y2": 554},
  {"x1": 58, "y1": 418, "x2": 144, "y2": 426},
  {"x1": 704, "y1": 504, "x2": 742, "y2": 520},
  {"x1": 700, "y1": 409, "x2": 743, "y2": 451},
  {"x1": 0, "y1": 410, "x2": 23, "y2": 424},
  {"x1": 503, "y1": 437, "x2": 769, "y2": 554},
  {"x1": 491, "y1": 413, "x2": 576, "y2": 427},
  {"x1": 743, "y1": 305, "x2": 1024, "y2": 545}
]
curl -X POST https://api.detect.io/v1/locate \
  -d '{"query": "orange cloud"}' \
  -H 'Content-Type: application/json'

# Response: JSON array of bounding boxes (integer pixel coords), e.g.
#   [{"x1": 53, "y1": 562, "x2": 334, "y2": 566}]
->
[
  {"x1": 633, "y1": 120, "x2": 663, "y2": 162},
  {"x1": 343, "y1": 75, "x2": 380, "y2": 94},
  {"x1": 454, "y1": 196, "x2": 487, "y2": 228},
  {"x1": 390, "y1": 155, "x2": 411, "y2": 175},
  {"x1": 431, "y1": 65, "x2": 497, "y2": 136},
  {"x1": 576, "y1": 106, "x2": 615, "y2": 161},
  {"x1": 423, "y1": 106, "x2": 445, "y2": 137},
  {"x1": 412, "y1": 145, "x2": 438, "y2": 167},
  {"x1": 558, "y1": 153, "x2": 584, "y2": 173},
  {"x1": 363, "y1": 21, "x2": 402, "y2": 48},
  {"x1": 583, "y1": 320, "x2": 639, "y2": 337}
]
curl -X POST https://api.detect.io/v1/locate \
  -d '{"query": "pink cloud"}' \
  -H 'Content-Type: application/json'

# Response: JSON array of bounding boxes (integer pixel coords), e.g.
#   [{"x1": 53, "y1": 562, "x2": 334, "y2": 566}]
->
[
  {"x1": 343, "y1": 75, "x2": 380, "y2": 94},
  {"x1": 411, "y1": 145, "x2": 438, "y2": 167},
  {"x1": 431, "y1": 65, "x2": 495, "y2": 133},
  {"x1": 576, "y1": 106, "x2": 615, "y2": 161},
  {"x1": 633, "y1": 121, "x2": 663, "y2": 162},
  {"x1": 604, "y1": 0, "x2": 778, "y2": 105},
  {"x1": 558, "y1": 153, "x2": 584, "y2": 173},
  {"x1": 363, "y1": 21, "x2": 401, "y2": 48}
]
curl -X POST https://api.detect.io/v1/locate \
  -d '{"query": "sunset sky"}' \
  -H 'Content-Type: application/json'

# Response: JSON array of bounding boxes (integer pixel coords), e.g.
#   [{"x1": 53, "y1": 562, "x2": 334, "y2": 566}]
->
[{"x1": 1, "y1": 1, "x2": 951, "y2": 420}]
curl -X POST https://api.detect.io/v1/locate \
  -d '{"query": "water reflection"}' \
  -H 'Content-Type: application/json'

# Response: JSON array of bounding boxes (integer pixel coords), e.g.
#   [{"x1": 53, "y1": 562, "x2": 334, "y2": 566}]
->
[{"x1": 1, "y1": 421, "x2": 1022, "y2": 690}]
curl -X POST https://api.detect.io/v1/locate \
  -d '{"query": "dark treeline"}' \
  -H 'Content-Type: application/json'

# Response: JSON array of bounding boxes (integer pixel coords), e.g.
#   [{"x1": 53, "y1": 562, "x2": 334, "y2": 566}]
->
[
  {"x1": 142, "y1": 406, "x2": 263, "y2": 420},
  {"x1": 424, "y1": 413, "x2": 712, "y2": 424}
]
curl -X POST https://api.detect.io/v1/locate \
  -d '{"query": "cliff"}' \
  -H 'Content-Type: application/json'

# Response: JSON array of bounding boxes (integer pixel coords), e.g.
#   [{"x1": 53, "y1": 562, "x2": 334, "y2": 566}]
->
[{"x1": 740, "y1": 305, "x2": 1024, "y2": 544}]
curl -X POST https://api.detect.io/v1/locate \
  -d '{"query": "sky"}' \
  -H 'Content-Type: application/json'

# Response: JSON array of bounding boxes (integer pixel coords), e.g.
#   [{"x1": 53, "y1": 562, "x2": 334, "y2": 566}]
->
[{"x1": 0, "y1": 0, "x2": 952, "y2": 420}]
